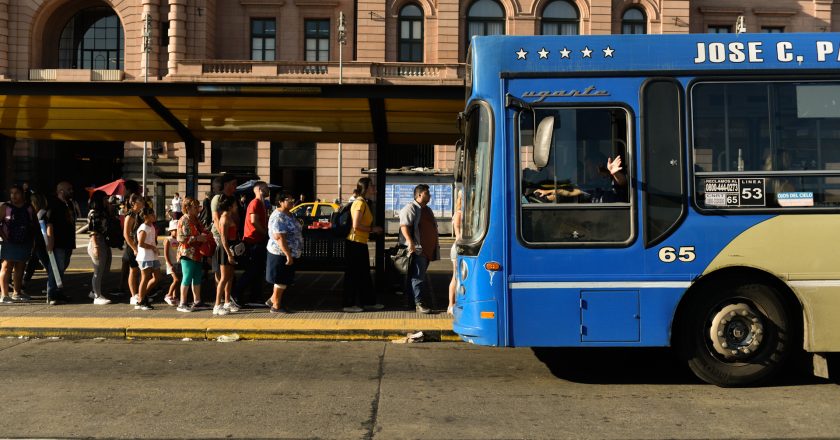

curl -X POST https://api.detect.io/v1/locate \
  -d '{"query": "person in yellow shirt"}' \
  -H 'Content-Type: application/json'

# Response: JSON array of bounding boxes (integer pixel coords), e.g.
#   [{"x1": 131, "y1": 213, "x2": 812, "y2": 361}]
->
[{"x1": 342, "y1": 177, "x2": 384, "y2": 312}]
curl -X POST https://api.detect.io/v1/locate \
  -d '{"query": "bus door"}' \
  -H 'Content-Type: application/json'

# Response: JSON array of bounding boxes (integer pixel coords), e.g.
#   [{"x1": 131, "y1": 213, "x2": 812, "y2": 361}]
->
[{"x1": 507, "y1": 77, "x2": 647, "y2": 347}]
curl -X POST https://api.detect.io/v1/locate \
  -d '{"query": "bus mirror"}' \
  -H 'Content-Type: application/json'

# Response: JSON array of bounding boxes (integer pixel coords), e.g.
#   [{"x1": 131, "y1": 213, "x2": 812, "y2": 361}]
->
[{"x1": 533, "y1": 116, "x2": 555, "y2": 169}]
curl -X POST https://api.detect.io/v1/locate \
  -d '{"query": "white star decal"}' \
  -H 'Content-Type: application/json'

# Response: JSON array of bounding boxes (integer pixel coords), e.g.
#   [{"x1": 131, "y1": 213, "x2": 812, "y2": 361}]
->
[
  {"x1": 538, "y1": 47, "x2": 549, "y2": 59},
  {"x1": 516, "y1": 48, "x2": 527, "y2": 60},
  {"x1": 581, "y1": 47, "x2": 592, "y2": 58},
  {"x1": 603, "y1": 46, "x2": 615, "y2": 57},
  {"x1": 559, "y1": 47, "x2": 571, "y2": 59}
]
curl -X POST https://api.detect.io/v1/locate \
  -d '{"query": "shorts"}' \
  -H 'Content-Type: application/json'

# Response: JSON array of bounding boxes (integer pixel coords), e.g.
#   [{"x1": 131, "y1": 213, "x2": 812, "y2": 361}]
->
[
  {"x1": 210, "y1": 237, "x2": 221, "y2": 272},
  {"x1": 215, "y1": 240, "x2": 237, "y2": 267},
  {"x1": 138, "y1": 260, "x2": 160, "y2": 270},
  {"x1": 122, "y1": 247, "x2": 139, "y2": 268},
  {"x1": 166, "y1": 262, "x2": 182, "y2": 276},
  {"x1": 266, "y1": 252, "x2": 296, "y2": 286},
  {"x1": 0, "y1": 242, "x2": 31, "y2": 263}
]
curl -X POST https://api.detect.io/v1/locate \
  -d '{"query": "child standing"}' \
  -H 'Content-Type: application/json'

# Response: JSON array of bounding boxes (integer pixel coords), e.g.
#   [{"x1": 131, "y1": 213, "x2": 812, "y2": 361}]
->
[
  {"x1": 135, "y1": 207, "x2": 161, "y2": 310},
  {"x1": 163, "y1": 220, "x2": 181, "y2": 306}
]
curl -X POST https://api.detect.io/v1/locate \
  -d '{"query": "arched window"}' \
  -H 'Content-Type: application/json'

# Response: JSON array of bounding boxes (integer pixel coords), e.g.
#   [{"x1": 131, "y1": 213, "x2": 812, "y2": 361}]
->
[
  {"x1": 621, "y1": 8, "x2": 646, "y2": 34},
  {"x1": 467, "y1": 0, "x2": 505, "y2": 44},
  {"x1": 542, "y1": 1, "x2": 579, "y2": 35},
  {"x1": 58, "y1": 7, "x2": 124, "y2": 69},
  {"x1": 399, "y1": 4, "x2": 424, "y2": 62}
]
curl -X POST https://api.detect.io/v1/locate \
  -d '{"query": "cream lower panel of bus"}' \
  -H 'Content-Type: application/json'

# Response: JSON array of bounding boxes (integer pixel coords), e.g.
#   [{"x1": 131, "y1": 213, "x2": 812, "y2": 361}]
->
[{"x1": 702, "y1": 214, "x2": 840, "y2": 352}]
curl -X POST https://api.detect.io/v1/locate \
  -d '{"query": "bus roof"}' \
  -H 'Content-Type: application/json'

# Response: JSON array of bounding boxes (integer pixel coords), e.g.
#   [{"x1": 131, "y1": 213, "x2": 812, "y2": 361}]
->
[{"x1": 469, "y1": 33, "x2": 840, "y2": 78}]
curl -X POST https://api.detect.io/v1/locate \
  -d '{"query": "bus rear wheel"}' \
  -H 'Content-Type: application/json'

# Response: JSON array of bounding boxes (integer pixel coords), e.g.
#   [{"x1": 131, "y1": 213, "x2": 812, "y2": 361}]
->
[{"x1": 678, "y1": 282, "x2": 799, "y2": 387}]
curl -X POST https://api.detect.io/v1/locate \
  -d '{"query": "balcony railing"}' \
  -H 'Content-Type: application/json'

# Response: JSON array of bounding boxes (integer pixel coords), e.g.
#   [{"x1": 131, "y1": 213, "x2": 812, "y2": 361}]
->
[
  {"x1": 29, "y1": 69, "x2": 124, "y2": 81},
  {"x1": 175, "y1": 60, "x2": 465, "y2": 85}
]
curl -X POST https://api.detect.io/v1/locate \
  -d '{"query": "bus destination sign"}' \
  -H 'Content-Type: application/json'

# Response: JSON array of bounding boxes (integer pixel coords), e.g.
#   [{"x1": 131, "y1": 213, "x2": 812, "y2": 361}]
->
[{"x1": 704, "y1": 178, "x2": 766, "y2": 208}]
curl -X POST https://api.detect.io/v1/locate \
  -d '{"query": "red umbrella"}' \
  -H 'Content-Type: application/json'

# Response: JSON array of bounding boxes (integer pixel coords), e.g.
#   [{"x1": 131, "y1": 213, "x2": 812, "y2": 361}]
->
[{"x1": 91, "y1": 179, "x2": 127, "y2": 196}]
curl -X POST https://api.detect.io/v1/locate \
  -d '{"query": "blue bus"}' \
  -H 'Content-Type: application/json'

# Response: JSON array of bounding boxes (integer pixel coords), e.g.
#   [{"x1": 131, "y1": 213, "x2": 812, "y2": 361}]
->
[{"x1": 453, "y1": 33, "x2": 840, "y2": 386}]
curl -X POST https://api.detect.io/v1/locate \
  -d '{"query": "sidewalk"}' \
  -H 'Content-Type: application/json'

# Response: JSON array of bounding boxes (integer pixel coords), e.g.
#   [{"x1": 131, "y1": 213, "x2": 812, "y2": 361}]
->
[{"x1": 0, "y1": 235, "x2": 458, "y2": 342}]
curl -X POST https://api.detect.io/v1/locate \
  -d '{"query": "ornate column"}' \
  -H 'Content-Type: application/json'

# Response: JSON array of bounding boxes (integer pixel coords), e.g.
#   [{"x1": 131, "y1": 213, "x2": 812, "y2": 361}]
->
[
  {"x1": 140, "y1": 0, "x2": 160, "y2": 78},
  {"x1": 0, "y1": 0, "x2": 9, "y2": 79},
  {"x1": 167, "y1": 0, "x2": 187, "y2": 75}
]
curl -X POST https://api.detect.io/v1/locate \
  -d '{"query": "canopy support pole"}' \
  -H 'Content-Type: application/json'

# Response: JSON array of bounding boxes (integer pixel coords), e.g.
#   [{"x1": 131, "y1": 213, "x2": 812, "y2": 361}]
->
[
  {"x1": 369, "y1": 98, "x2": 388, "y2": 298},
  {"x1": 185, "y1": 139, "x2": 201, "y2": 199}
]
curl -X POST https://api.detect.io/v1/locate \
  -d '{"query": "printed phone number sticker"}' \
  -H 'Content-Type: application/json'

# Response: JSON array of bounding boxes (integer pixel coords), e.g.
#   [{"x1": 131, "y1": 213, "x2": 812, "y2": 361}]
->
[{"x1": 704, "y1": 178, "x2": 766, "y2": 207}]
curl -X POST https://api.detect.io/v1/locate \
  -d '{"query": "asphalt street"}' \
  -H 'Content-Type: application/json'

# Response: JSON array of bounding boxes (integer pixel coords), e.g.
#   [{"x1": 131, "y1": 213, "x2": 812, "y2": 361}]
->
[{"x1": 0, "y1": 338, "x2": 838, "y2": 439}]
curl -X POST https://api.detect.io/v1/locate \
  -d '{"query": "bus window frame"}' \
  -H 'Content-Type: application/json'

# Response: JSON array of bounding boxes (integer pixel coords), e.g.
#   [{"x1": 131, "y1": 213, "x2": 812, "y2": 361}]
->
[
  {"x1": 688, "y1": 76, "x2": 840, "y2": 214},
  {"x1": 515, "y1": 102, "x2": 637, "y2": 248},
  {"x1": 459, "y1": 99, "x2": 495, "y2": 256},
  {"x1": 639, "y1": 77, "x2": 687, "y2": 248}
]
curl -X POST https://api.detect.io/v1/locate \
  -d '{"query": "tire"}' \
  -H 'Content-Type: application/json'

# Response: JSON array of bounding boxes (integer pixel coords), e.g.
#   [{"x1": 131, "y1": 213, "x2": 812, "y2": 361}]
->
[{"x1": 677, "y1": 282, "x2": 800, "y2": 387}]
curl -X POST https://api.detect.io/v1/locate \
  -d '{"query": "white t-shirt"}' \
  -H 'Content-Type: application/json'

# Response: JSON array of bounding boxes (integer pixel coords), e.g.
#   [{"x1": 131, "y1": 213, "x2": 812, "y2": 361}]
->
[
  {"x1": 136, "y1": 223, "x2": 157, "y2": 262},
  {"x1": 171, "y1": 196, "x2": 182, "y2": 214}
]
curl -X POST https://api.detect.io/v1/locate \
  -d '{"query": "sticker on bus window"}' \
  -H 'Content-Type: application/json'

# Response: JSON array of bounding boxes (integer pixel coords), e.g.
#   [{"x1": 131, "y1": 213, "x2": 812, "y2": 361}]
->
[
  {"x1": 703, "y1": 178, "x2": 766, "y2": 208},
  {"x1": 777, "y1": 192, "x2": 814, "y2": 207}
]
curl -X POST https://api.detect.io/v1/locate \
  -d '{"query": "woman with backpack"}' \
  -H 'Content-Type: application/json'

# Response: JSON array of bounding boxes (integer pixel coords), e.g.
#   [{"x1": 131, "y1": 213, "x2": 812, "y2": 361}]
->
[
  {"x1": 342, "y1": 178, "x2": 384, "y2": 313},
  {"x1": 86, "y1": 190, "x2": 112, "y2": 305},
  {"x1": 0, "y1": 185, "x2": 36, "y2": 303}
]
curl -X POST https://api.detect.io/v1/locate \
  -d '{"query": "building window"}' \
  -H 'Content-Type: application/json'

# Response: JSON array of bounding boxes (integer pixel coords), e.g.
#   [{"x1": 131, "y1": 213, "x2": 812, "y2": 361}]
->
[
  {"x1": 762, "y1": 26, "x2": 784, "y2": 33},
  {"x1": 621, "y1": 8, "x2": 646, "y2": 34},
  {"x1": 707, "y1": 25, "x2": 732, "y2": 33},
  {"x1": 212, "y1": 141, "x2": 258, "y2": 175},
  {"x1": 467, "y1": 0, "x2": 505, "y2": 47},
  {"x1": 58, "y1": 7, "x2": 124, "y2": 70},
  {"x1": 399, "y1": 4, "x2": 424, "y2": 62},
  {"x1": 541, "y1": 0, "x2": 579, "y2": 35},
  {"x1": 305, "y1": 19, "x2": 330, "y2": 62},
  {"x1": 251, "y1": 18, "x2": 276, "y2": 61}
]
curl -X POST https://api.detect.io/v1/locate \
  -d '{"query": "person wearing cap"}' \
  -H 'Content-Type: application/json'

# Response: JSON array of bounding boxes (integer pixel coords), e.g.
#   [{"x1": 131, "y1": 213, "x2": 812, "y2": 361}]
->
[{"x1": 162, "y1": 219, "x2": 181, "y2": 306}]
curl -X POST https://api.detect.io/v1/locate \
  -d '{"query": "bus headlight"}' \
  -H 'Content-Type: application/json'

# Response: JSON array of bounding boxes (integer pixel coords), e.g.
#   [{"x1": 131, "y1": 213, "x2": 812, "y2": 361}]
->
[{"x1": 460, "y1": 260, "x2": 468, "y2": 281}]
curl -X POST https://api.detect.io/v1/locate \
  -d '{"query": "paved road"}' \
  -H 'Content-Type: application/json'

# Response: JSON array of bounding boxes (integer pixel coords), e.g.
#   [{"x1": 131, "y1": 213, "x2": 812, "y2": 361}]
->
[{"x1": 1, "y1": 339, "x2": 838, "y2": 439}]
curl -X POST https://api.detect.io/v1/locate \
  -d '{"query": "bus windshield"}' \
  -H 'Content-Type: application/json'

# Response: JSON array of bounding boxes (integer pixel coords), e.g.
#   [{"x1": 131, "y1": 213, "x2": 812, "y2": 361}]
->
[{"x1": 461, "y1": 103, "x2": 493, "y2": 245}]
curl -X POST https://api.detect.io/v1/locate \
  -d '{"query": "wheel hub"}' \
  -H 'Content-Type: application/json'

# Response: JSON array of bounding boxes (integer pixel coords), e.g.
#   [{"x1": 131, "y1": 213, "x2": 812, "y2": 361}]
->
[{"x1": 709, "y1": 303, "x2": 764, "y2": 360}]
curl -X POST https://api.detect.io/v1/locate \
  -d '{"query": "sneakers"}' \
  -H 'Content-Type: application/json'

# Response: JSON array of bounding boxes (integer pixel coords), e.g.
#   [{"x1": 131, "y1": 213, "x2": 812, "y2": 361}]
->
[
  {"x1": 176, "y1": 303, "x2": 192, "y2": 313},
  {"x1": 191, "y1": 302, "x2": 209, "y2": 310},
  {"x1": 129, "y1": 295, "x2": 138, "y2": 305},
  {"x1": 11, "y1": 292, "x2": 31, "y2": 302},
  {"x1": 269, "y1": 306, "x2": 289, "y2": 314},
  {"x1": 416, "y1": 304, "x2": 432, "y2": 314},
  {"x1": 163, "y1": 296, "x2": 176, "y2": 306},
  {"x1": 342, "y1": 306, "x2": 363, "y2": 313},
  {"x1": 265, "y1": 299, "x2": 274, "y2": 308},
  {"x1": 363, "y1": 303, "x2": 385, "y2": 311},
  {"x1": 93, "y1": 296, "x2": 112, "y2": 305},
  {"x1": 213, "y1": 305, "x2": 229, "y2": 316},
  {"x1": 228, "y1": 297, "x2": 241, "y2": 310},
  {"x1": 136, "y1": 303, "x2": 154, "y2": 311},
  {"x1": 47, "y1": 292, "x2": 69, "y2": 305},
  {"x1": 0, "y1": 296, "x2": 12, "y2": 304}
]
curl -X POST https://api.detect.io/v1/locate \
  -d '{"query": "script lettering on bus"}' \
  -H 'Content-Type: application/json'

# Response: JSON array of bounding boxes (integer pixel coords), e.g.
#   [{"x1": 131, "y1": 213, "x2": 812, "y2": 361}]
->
[
  {"x1": 522, "y1": 86, "x2": 610, "y2": 103},
  {"x1": 694, "y1": 41, "x2": 840, "y2": 64}
]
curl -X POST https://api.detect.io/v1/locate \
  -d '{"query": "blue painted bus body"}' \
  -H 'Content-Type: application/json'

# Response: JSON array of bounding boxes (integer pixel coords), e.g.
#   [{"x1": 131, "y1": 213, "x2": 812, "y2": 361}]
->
[{"x1": 453, "y1": 33, "x2": 840, "y2": 347}]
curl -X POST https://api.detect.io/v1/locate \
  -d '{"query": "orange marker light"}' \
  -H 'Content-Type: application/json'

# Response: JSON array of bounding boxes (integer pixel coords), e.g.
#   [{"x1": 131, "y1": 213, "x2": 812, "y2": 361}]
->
[
  {"x1": 480, "y1": 311, "x2": 495, "y2": 319},
  {"x1": 484, "y1": 261, "x2": 501, "y2": 271}
]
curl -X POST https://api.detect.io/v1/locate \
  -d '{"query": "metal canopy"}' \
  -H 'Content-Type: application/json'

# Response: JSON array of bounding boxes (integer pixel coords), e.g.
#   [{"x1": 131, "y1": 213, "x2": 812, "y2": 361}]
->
[{"x1": 0, "y1": 82, "x2": 464, "y2": 145}]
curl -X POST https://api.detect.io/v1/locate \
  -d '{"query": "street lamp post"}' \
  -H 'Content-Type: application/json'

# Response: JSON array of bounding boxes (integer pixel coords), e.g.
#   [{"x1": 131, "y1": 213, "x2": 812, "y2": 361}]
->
[
  {"x1": 142, "y1": 13, "x2": 152, "y2": 197},
  {"x1": 337, "y1": 12, "x2": 347, "y2": 200}
]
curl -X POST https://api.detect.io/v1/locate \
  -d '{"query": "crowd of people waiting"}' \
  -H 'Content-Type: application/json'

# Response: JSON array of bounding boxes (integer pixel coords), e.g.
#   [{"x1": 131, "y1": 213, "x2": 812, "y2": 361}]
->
[{"x1": 0, "y1": 176, "x2": 459, "y2": 315}]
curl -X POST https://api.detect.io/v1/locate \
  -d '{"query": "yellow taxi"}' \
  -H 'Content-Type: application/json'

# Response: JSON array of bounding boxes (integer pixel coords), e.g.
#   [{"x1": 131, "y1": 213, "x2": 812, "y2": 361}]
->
[{"x1": 290, "y1": 201, "x2": 340, "y2": 229}]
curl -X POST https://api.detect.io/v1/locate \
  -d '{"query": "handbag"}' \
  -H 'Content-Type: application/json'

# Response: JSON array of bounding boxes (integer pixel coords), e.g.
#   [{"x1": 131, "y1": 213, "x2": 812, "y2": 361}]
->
[
  {"x1": 390, "y1": 245, "x2": 412, "y2": 275},
  {"x1": 229, "y1": 241, "x2": 246, "y2": 257},
  {"x1": 197, "y1": 232, "x2": 216, "y2": 257}
]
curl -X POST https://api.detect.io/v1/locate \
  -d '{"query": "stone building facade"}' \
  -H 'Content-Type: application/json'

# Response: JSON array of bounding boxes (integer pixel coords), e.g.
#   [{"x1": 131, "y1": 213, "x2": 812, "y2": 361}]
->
[{"x1": 1, "y1": 0, "x2": 839, "y2": 204}]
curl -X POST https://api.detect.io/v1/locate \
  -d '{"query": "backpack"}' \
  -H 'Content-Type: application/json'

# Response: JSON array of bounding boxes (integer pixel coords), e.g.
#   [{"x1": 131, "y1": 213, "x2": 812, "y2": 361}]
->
[
  {"x1": 2, "y1": 205, "x2": 34, "y2": 244},
  {"x1": 330, "y1": 201, "x2": 355, "y2": 239}
]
